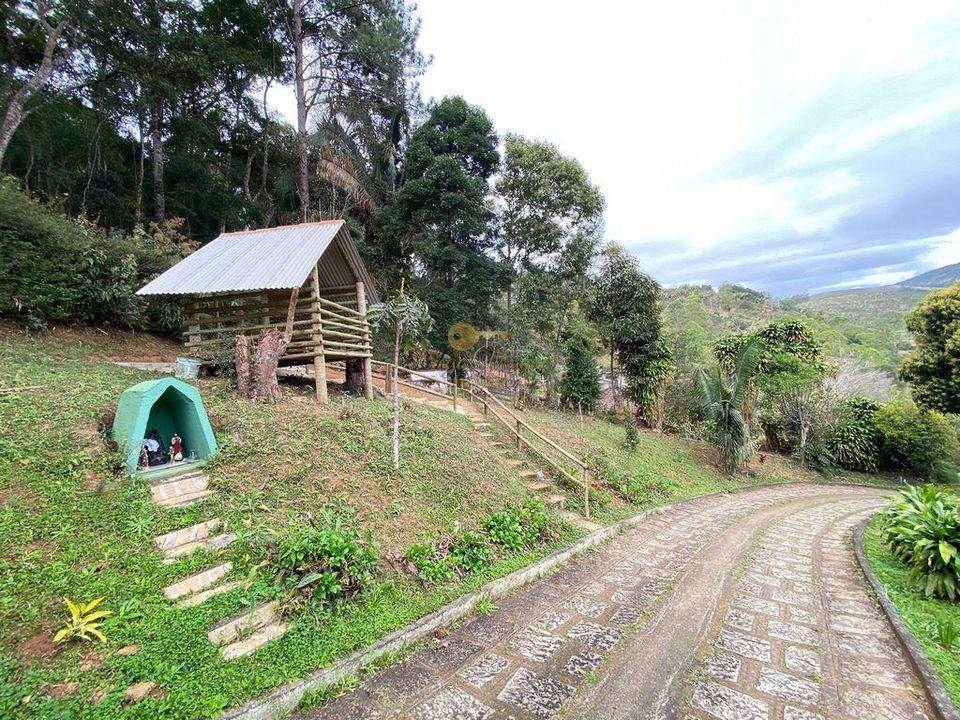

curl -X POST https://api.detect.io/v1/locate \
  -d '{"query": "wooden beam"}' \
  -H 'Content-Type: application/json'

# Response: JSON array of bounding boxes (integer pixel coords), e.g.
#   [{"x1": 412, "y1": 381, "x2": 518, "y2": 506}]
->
[
  {"x1": 283, "y1": 286, "x2": 300, "y2": 340},
  {"x1": 311, "y1": 264, "x2": 328, "y2": 403},
  {"x1": 356, "y1": 280, "x2": 373, "y2": 400}
]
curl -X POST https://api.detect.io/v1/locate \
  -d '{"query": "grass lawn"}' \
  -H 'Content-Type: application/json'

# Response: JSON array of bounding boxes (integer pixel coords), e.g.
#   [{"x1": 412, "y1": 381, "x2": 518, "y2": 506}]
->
[{"x1": 863, "y1": 516, "x2": 960, "y2": 706}]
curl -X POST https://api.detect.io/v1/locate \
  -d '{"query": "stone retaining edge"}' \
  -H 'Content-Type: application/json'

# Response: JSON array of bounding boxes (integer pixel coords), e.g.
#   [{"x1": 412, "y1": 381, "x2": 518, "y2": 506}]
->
[
  {"x1": 220, "y1": 481, "x2": 882, "y2": 720},
  {"x1": 853, "y1": 518, "x2": 960, "y2": 720}
]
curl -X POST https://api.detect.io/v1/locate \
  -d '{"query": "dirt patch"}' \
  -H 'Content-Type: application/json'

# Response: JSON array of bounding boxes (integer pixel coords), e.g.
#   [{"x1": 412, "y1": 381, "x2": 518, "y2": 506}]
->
[
  {"x1": 0, "y1": 321, "x2": 181, "y2": 361},
  {"x1": 18, "y1": 633, "x2": 61, "y2": 666}
]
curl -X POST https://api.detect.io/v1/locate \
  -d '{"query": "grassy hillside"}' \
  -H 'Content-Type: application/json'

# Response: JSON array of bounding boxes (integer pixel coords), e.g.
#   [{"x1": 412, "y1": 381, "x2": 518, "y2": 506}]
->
[{"x1": 0, "y1": 325, "x2": 891, "y2": 718}]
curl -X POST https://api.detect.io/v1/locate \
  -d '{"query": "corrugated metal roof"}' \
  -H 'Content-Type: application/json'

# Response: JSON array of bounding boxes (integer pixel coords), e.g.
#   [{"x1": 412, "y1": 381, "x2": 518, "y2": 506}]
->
[{"x1": 137, "y1": 221, "x2": 379, "y2": 303}]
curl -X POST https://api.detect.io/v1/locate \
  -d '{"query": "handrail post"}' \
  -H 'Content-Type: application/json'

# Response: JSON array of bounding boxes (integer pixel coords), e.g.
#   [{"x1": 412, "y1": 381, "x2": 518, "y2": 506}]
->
[
  {"x1": 483, "y1": 401, "x2": 488, "y2": 417},
  {"x1": 515, "y1": 419, "x2": 522, "y2": 450},
  {"x1": 453, "y1": 383, "x2": 458, "y2": 411},
  {"x1": 582, "y1": 466, "x2": 590, "y2": 519}
]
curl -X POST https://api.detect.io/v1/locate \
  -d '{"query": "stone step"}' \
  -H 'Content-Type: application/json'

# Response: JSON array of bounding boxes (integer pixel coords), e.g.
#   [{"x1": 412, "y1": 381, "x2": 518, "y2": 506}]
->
[
  {"x1": 147, "y1": 467, "x2": 207, "y2": 486},
  {"x1": 519, "y1": 469, "x2": 538, "y2": 479},
  {"x1": 527, "y1": 481, "x2": 552, "y2": 493},
  {"x1": 208, "y1": 602, "x2": 279, "y2": 646},
  {"x1": 162, "y1": 531, "x2": 236, "y2": 565},
  {"x1": 504, "y1": 458, "x2": 523, "y2": 468},
  {"x1": 164, "y1": 562, "x2": 233, "y2": 601},
  {"x1": 179, "y1": 580, "x2": 243, "y2": 608},
  {"x1": 154, "y1": 519, "x2": 221, "y2": 552},
  {"x1": 560, "y1": 510, "x2": 602, "y2": 532},
  {"x1": 155, "y1": 488, "x2": 216, "y2": 509},
  {"x1": 220, "y1": 622, "x2": 289, "y2": 661},
  {"x1": 150, "y1": 474, "x2": 209, "y2": 504},
  {"x1": 543, "y1": 494, "x2": 566, "y2": 510}
]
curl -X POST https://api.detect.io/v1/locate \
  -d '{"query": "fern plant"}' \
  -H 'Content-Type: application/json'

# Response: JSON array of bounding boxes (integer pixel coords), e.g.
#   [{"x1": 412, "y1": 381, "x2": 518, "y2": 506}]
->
[
  {"x1": 696, "y1": 339, "x2": 761, "y2": 474},
  {"x1": 54, "y1": 597, "x2": 111, "y2": 644}
]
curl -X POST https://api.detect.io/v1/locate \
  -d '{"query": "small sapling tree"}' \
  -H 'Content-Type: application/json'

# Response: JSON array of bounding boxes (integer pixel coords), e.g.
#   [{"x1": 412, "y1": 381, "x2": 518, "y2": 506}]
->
[{"x1": 367, "y1": 281, "x2": 433, "y2": 469}]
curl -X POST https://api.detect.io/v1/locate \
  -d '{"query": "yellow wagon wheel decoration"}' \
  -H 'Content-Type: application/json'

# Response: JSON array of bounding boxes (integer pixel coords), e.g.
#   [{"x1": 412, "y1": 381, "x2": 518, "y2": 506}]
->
[{"x1": 448, "y1": 321, "x2": 480, "y2": 351}]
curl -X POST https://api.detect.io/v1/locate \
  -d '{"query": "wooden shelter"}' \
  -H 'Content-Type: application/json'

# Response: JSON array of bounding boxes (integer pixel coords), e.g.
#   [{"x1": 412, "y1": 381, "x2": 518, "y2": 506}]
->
[{"x1": 137, "y1": 220, "x2": 378, "y2": 402}]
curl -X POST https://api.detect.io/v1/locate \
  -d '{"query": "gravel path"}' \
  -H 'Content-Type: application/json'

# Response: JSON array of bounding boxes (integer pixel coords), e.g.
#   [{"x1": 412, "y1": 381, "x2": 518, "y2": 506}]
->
[{"x1": 294, "y1": 484, "x2": 934, "y2": 720}]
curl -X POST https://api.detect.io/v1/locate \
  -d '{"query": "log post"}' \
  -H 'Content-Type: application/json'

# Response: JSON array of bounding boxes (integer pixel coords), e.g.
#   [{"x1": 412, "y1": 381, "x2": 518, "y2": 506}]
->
[
  {"x1": 355, "y1": 280, "x2": 373, "y2": 400},
  {"x1": 311, "y1": 265, "x2": 328, "y2": 403},
  {"x1": 283, "y1": 286, "x2": 300, "y2": 340},
  {"x1": 234, "y1": 334, "x2": 252, "y2": 398}
]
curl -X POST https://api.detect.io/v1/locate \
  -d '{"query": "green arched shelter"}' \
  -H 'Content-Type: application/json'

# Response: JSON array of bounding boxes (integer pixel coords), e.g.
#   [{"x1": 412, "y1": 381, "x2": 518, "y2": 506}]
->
[{"x1": 112, "y1": 377, "x2": 217, "y2": 475}]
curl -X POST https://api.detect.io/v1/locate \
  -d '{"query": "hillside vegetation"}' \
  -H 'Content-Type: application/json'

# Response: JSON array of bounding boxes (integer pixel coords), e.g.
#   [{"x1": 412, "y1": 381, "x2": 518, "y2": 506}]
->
[{"x1": 0, "y1": 325, "x2": 865, "y2": 719}]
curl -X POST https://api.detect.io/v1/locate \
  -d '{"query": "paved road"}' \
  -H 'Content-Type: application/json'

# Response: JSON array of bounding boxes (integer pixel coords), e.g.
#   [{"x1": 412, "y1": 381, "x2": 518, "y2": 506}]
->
[{"x1": 296, "y1": 484, "x2": 934, "y2": 720}]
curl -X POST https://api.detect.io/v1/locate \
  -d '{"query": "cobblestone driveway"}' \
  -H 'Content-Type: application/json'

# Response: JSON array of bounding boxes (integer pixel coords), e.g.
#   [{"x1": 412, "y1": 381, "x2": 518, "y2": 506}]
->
[{"x1": 294, "y1": 484, "x2": 934, "y2": 720}]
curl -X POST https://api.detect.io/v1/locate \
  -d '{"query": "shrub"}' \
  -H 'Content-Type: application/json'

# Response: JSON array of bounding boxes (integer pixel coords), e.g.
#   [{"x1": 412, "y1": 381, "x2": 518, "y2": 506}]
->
[
  {"x1": 450, "y1": 529, "x2": 490, "y2": 573},
  {"x1": 623, "y1": 421, "x2": 639, "y2": 452},
  {"x1": 873, "y1": 400, "x2": 960, "y2": 480},
  {"x1": 0, "y1": 177, "x2": 191, "y2": 332},
  {"x1": 273, "y1": 511, "x2": 378, "y2": 605},
  {"x1": 484, "y1": 499, "x2": 553, "y2": 550},
  {"x1": 405, "y1": 541, "x2": 454, "y2": 585},
  {"x1": 559, "y1": 336, "x2": 602, "y2": 411},
  {"x1": 881, "y1": 485, "x2": 960, "y2": 600},
  {"x1": 826, "y1": 397, "x2": 881, "y2": 472}
]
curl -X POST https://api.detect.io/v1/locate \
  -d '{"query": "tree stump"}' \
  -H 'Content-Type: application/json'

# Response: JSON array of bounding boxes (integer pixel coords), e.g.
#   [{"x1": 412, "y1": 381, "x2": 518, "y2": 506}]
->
[
  {"x1": 234, "y1": 335, "x2": 253, "y2": 398},
  {"x1": 252, "y1": 328, "x2": 288, "y2": 403},
  {"x1": 345, "y1": 358, "x2": 364, "y2": 394}
]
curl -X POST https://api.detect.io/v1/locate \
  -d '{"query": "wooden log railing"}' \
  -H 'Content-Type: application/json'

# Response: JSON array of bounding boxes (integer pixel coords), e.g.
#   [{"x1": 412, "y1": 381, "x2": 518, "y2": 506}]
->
[{"x1": 368, "y1": 362, "x2": 591, "y2": 518}]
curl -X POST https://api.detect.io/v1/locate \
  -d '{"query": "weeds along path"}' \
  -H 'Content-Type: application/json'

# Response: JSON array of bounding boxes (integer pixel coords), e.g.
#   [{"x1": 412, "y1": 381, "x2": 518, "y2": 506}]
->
[{"x1": 292, "y1": 484, "x2": 932, "y2": 720}]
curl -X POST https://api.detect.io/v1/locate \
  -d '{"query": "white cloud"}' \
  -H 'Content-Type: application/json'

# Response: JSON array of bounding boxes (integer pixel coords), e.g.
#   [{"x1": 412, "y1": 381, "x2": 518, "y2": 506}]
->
[{"x1": 922, "y1": 227, "x2": 960, "y2": 268}]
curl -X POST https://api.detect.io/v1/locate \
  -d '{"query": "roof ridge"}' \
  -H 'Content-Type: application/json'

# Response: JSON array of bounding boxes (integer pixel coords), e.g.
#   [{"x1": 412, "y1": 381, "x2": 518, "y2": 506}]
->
[{"x1": 219, "y1": 219, "x2": 344, "y2": 237}]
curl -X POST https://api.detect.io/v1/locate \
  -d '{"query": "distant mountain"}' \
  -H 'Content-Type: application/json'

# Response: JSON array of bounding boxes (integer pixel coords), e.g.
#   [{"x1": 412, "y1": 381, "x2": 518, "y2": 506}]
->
[
  {"x1": 791, "y1": 263, "x2": 960, "y2": 353},
  {"x1": 893, "y1": 262, "x2": 960, "y2": 290}
]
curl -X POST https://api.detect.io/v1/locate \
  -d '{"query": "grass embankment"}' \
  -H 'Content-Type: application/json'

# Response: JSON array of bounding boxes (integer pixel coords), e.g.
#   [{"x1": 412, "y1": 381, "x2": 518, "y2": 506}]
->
[
  {"x1": 518, "y1": 407, "x2": 876, "y2": 524},
  {"x1": 863, "y1": 517, "x2": 960, "y2": 706},
  {"x1": 0, "y1": 326, "x2": 567, "y2": 719}
]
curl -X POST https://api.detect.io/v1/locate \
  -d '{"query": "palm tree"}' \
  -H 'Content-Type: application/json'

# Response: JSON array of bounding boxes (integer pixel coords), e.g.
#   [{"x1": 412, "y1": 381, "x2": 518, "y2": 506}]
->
[{"x1": 696, "y1": 339, "x2": 761, "y2": 474}]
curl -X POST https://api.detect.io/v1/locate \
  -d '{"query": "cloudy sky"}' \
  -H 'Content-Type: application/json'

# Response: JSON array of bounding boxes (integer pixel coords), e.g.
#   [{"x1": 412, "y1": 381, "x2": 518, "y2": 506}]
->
[{"x1": 275, "y1": 1, "x2": 960, "y2": 296}]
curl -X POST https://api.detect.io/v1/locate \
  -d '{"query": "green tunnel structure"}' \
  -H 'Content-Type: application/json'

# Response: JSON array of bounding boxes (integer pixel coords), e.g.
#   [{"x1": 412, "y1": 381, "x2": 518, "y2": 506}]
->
[{"x1": 112, "y1": 377, "x2": 217, "y2": 476}]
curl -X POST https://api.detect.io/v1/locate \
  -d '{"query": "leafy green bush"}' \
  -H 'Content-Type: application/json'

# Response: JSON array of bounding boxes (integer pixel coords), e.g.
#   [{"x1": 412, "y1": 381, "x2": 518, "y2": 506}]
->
[
  {"x1": 273, "y1": 510, "x2": 378, "y2": 605},
  {"x1": 484, "y1": 498, "x2": 553, "y2": 550},
  {"x1": 881, "y1": 485, "x2": 960, "y2": 600},
  {"x1": 559, "y1": 336, "x2": 602, "y2": 411},
  {"x1": 874, "y1": 400, "x2": 960, "y2": 480},
  {"x1": 450, "y1": 529, "x2": 490, "y2": 573},
  {"x1": 405, "y1": 541, "x2": 454, "y2": 585},
  {"x1": 0, "y1": 177, "x2": 190, "y2": 332},
  {"x1": 826, "y1": 397, "x2": 881, "y2": 472},
  {"x1": 623, "y1": 421, "x2": 639, "y2": 452}
]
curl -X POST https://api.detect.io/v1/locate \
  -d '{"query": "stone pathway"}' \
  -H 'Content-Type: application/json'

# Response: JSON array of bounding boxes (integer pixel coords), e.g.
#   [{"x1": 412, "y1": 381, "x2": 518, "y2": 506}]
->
[{"x1": 292, "y1": 484, "x2": 935, "y2": 720}]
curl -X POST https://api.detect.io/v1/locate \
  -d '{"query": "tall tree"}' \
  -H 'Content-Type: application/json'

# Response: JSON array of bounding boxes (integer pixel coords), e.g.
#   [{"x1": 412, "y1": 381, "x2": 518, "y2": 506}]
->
[
  {"x1": 0, "y1": 0, "x2": 89, "y2": 164},
  {"x1": 381, "y1": 96, "x2": 506, "y2": 351},
  {"x1": 900, "y1": 282, "x2": 960, "y2": 413},
  {"x1": 592, "y1": 245, "x2": 672, "y2": 428},
  {"x1": 282, "y1": 0, "x2": 424, "y2": 220},
  {"x1": 495, "y1": 134, "x2": 603, "y2": 308}
]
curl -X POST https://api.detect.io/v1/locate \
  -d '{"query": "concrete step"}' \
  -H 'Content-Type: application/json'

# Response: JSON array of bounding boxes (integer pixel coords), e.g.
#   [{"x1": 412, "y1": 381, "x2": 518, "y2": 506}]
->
[
  {"x1": 220, "y1": 622, "x2": 288, "y2": 661},
  {"x1": 164, "y1": 562, "x2": 233, "y2": 601},
  {"x1": 155, "y1": 519, "x2": 221, "y2": 553},
  {"x1": 155, "y1": 488, "x2": 216, "y2": 509},
  {"x1": 504, "y1": 458, "x2": 523, "y2": 467},
  {"x1": 208, "y1": 602, "x2": 279, "y2": 646},
  {"x1": 519, "y1": 469, "x2": 538, "y2": 479},
  {"x1": 179, "y1": 580, "x2": 243, "y2": 608},
  {"x1": 527, "y1": 481, "x2": 552, "y2": 493},
  {"x1": 162, "y1": 531, "x2": 236, "y2": 565},
  {"x1": 150, "y1": 474, "x2": 209, "y2": 504},
  {"x1": 543, "y1": 494, "x2": 566, "y2": 510},
  {"x1": 147, "y1": 467, "x2": 207, "y2": 486},
  {"x1": 560, "y1": 510, "x2": 602, "y2": 532}
]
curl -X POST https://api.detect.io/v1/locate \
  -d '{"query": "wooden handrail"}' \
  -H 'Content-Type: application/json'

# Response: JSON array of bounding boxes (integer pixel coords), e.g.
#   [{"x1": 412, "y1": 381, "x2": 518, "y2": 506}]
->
[{"x1": 465, "y1": 380, "x2": 586, "y2": 470}]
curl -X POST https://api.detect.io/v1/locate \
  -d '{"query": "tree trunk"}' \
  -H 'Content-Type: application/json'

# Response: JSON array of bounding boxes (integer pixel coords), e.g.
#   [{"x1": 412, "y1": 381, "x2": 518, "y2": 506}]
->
[
  {"x1": 0, "y1": 17, "x2": 68, "y2": 166},
  {"x1": 134, "y1": 110, "x2": 146, "y2": 224},
  {"x1": 292, "y1": 0, "x2": 310, "y2": 221},
  {"x1": 234, "y1": 334, "x2": 253, "y2": 398},
  {"x1": 252, "y1": 329, "x2": 288, "y2": 403},
  {"x1": 150, "y1": 97, "x2": 165, "y2": 222},
  {"x1": 392, "y1": 326, "x2": 401, "y2": 469},
  {"x1": 345, "y1": 358, "x2": 364, "y2": 393}
]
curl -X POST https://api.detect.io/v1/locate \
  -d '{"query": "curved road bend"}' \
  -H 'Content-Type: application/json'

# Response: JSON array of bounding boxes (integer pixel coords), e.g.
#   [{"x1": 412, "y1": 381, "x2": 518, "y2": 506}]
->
[{"x1": 296, "y1": 484, "x2": 934, "y2": 720}]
